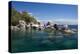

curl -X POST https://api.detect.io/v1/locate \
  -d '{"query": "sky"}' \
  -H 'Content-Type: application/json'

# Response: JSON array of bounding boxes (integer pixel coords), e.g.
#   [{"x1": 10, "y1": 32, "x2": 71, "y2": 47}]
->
[{"x1": 11, "y1": 1, "x2": 78, "y2": 25}]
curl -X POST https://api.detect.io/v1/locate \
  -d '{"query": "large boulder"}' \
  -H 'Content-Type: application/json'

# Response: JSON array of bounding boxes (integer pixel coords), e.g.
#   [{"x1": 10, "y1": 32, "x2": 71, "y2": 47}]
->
[
  {"x1": 18, "y1": 20, "x2": 26, "y2": 31},
  {"x1": 11, "y1": 20, "x2": 27, "y2": 32},
  {"x1": 11, "y1": 26, "x2": 20, "y2": 31}
]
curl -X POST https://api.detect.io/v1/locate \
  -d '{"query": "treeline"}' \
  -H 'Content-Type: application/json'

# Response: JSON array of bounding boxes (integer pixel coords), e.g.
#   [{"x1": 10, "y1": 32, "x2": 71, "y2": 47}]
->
[{"x1": 11, "y1": 8, "x2": 37, "y2": 26}]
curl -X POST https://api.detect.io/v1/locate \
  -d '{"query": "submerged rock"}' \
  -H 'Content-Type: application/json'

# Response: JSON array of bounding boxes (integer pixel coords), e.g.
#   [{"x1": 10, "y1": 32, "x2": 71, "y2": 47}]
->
[{"x1": 64, "y1": 29, "x2": 75, "y2": 34}]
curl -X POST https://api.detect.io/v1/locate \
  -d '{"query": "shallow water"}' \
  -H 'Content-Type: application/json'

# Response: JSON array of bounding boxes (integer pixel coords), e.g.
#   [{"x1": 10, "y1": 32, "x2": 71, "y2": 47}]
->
[{"x1": 11, "y1": 25, "x2": 78, "y2": 53}]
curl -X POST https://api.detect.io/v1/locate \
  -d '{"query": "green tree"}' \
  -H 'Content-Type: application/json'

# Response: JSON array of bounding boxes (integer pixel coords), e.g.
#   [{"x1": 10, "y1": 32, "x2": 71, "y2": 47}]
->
[
  {"x1": 21, "y1": 11, "x2": 37, "y2": 24},
  {"x1": 11, "y1": 8, "x2": 21, "y2": 26},
  {"x1": 11, "y1": 8, "x2": 37, "y2": 26}
]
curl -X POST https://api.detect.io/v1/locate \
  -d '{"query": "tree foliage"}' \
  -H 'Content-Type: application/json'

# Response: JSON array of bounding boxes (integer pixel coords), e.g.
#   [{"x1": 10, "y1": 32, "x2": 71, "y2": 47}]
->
[{"x1": 11, "y1": 8, "x2": 37, "y2": 26}]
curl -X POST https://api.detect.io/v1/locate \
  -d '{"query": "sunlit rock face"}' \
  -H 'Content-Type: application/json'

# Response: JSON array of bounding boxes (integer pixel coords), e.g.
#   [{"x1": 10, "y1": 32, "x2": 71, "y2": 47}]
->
[
  {"x1": 11, "y1": 20, "x2": 27, "y2": 32},
  {"x1": 11, "y1": 26, "x2": 20, "y2": 31},
  {"x1": 18, "y1": 20, "x2": 26, "y2": 32}
]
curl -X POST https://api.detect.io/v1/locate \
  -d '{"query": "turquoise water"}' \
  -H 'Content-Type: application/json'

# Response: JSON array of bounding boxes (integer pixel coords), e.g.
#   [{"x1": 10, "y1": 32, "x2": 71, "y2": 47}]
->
[{"x1": 11, "y1": 25, "x2": 78, "y2": 53}]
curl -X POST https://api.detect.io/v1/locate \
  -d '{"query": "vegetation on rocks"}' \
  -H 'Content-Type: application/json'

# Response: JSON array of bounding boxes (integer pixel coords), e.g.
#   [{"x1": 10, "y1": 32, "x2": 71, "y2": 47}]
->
[{"x1": 11, "y1": 8, "x2": 37, "y2": 26}]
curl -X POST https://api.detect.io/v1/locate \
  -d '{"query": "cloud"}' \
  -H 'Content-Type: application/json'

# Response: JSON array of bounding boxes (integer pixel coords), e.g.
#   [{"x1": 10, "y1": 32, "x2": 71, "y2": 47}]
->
[
  {"x1": 37, "y1": 18, "x2": 78, "y2": 25},
  {"x1": 52, "y1": 18, "x2": 78, "y2": 25},
  {"x1": 28, "y1": 12, "x2": 33, "y2": 15}
]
